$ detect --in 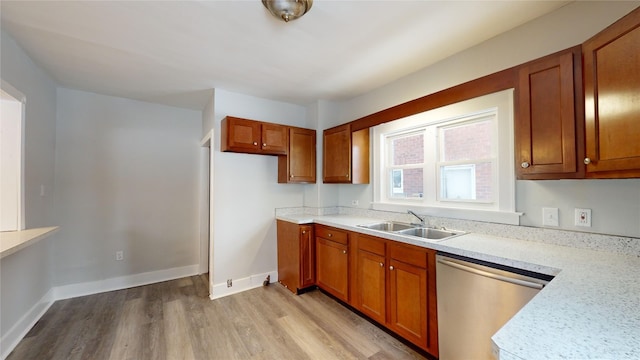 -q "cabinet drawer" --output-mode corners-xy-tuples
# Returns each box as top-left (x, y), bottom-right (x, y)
(315, 225), (348, 245)
(357, 234), (385, 256)
(388, 242), (427, 268)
